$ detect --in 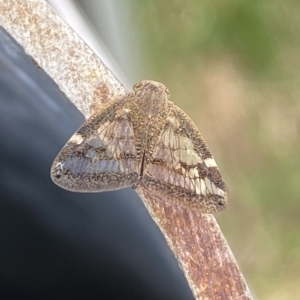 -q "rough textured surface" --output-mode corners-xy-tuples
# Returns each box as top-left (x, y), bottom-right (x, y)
(0, 1), (252, 299)
(137, 187), (252, 300)
(0, 0), (126, 118)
